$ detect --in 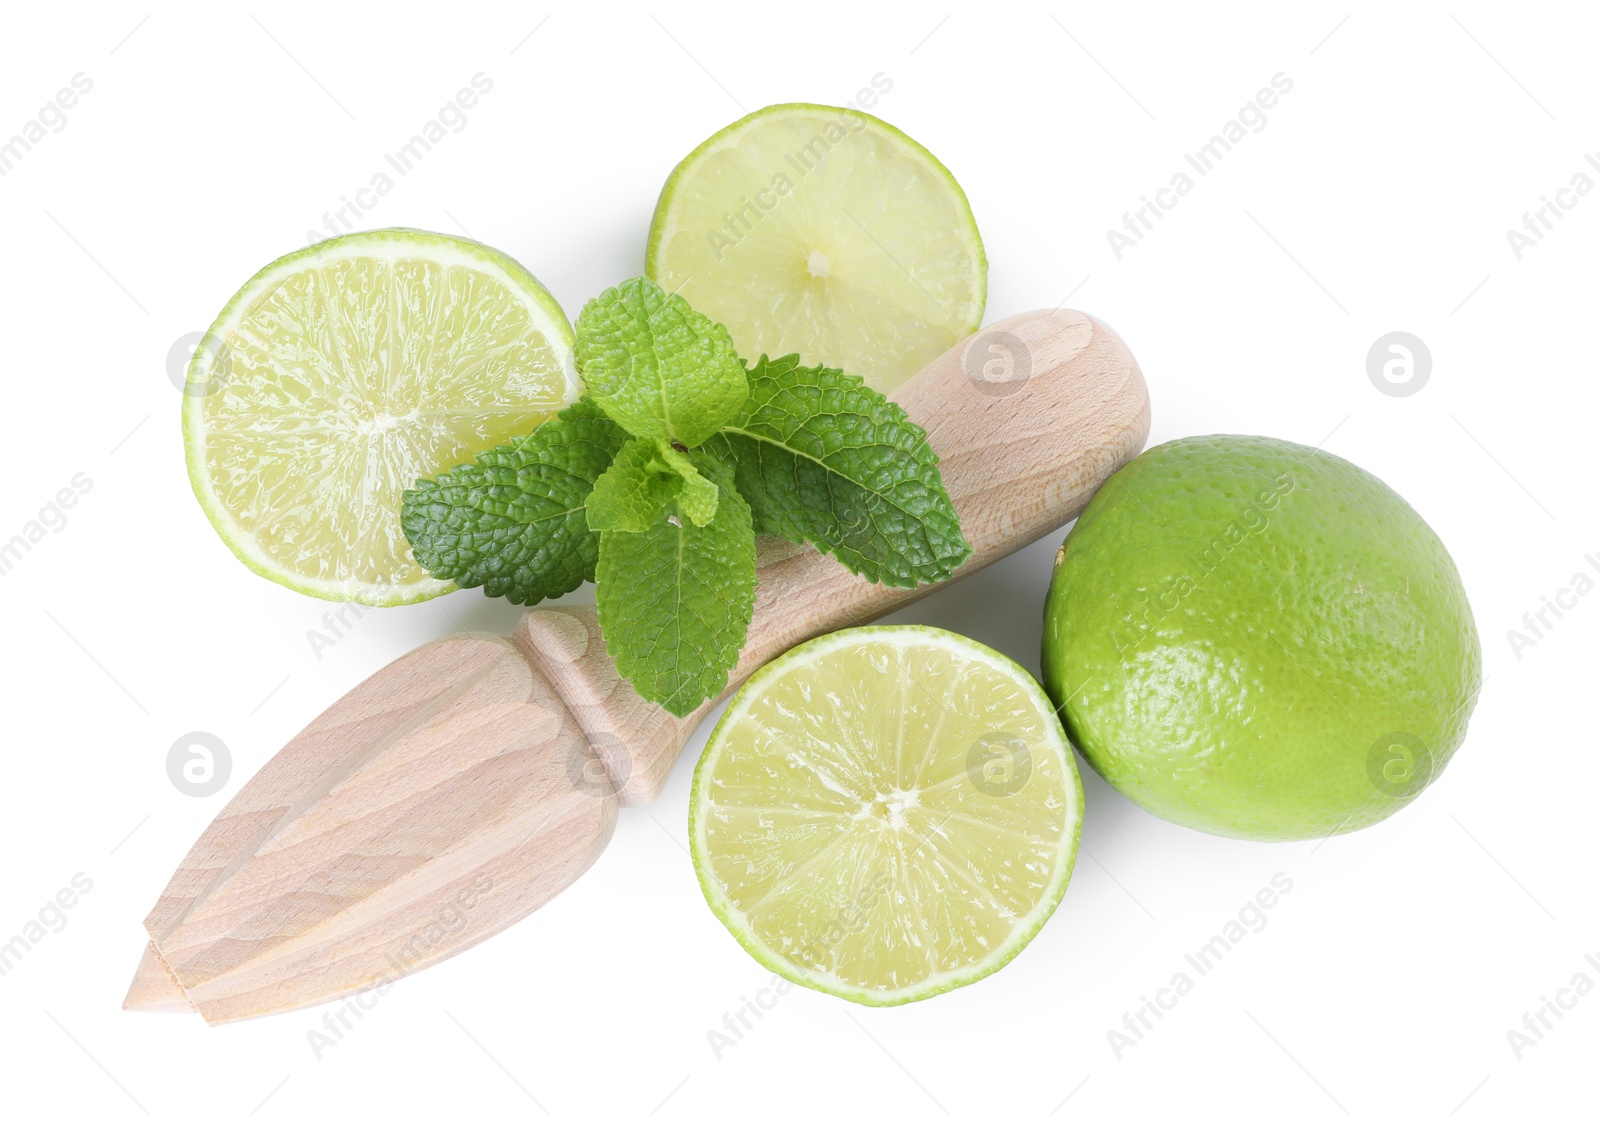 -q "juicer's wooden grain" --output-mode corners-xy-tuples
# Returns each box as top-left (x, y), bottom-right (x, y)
(126, 309), (1149, 1022)
(125, 637), (616, 1022)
